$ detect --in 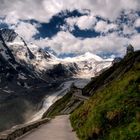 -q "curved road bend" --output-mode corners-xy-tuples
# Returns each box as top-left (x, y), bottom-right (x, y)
(19, 115), (78, 140)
